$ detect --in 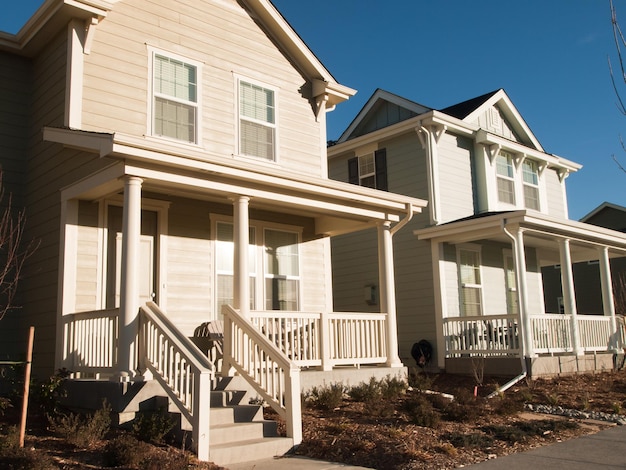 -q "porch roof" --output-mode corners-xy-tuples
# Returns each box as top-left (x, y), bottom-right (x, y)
(45, 127), (427, 237)
(415, 210), (626, 265)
